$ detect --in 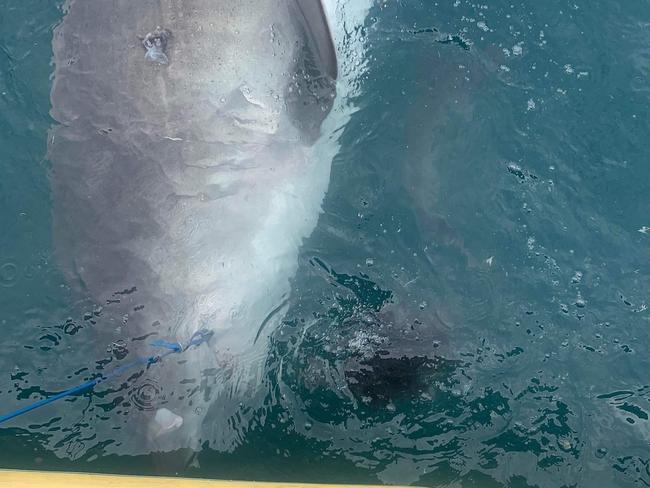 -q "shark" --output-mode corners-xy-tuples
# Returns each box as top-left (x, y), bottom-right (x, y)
(48, 0), (337, 454)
